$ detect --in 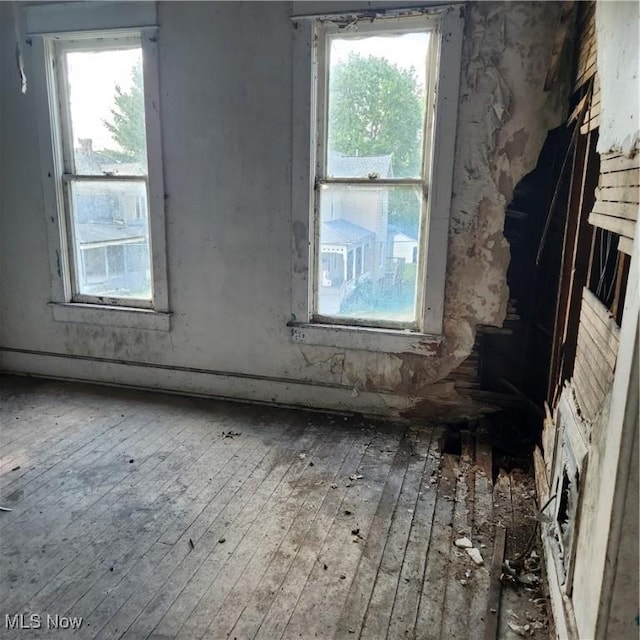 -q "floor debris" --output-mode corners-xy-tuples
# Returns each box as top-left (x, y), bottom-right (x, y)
(348, 474), (363, 481)
(507, 621), (531, 636)
(454, 536), (473, 549)
(466, 547), (484, 566)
